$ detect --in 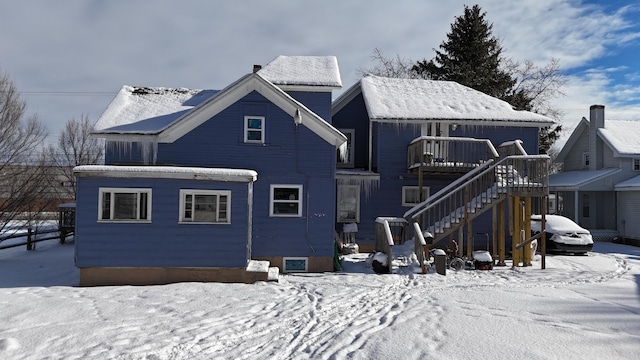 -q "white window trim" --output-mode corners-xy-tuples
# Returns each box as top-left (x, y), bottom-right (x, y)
(179, 189), (231, 224)
(244, 115), (265, 144)
(633, 159), (640, 171)
(98, 187), (152, 223)
(402, 186), (430, 207)
(582, 152), (590, 168)
(337, 184), (360, 223)
(283, 257), (308, 272)
(270, 184), (303, 217)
